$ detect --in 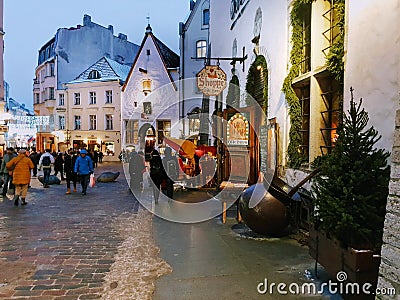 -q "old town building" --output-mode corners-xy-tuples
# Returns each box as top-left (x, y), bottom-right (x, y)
(62, 57), (130, 161)
(122, 24), (180, 158)
(33, 14), (139, 152)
